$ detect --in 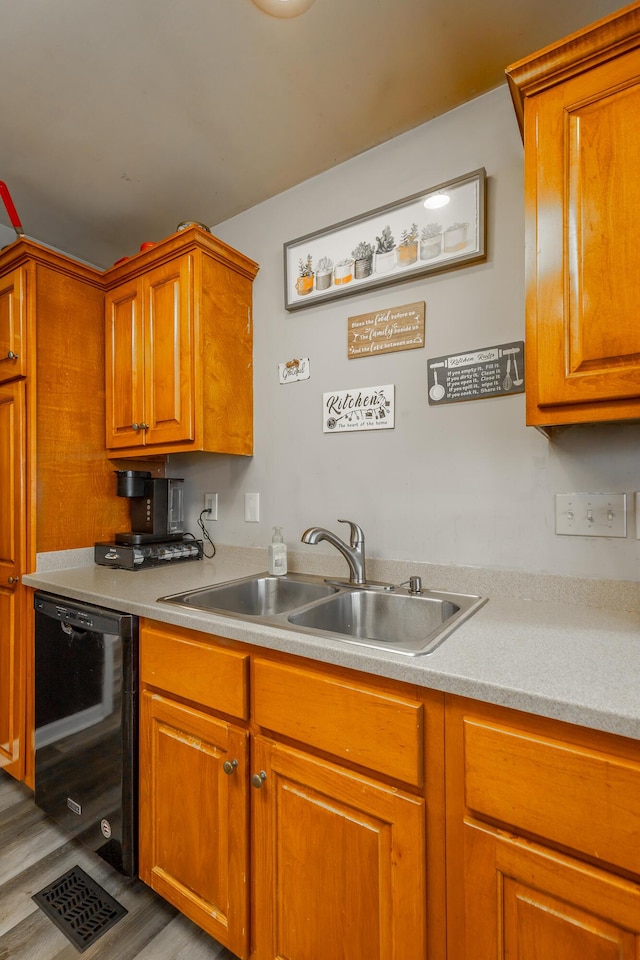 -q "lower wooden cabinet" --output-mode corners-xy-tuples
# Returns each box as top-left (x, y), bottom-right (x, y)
(251, 736), (426, 960)
(462, 822), (640, 960)
(138, 619), (436, 960)
(138, 689), (249, 955)
(0, 582), (22, 774)
(445, 696), (640, 960)
(139, 621), (640, 960)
